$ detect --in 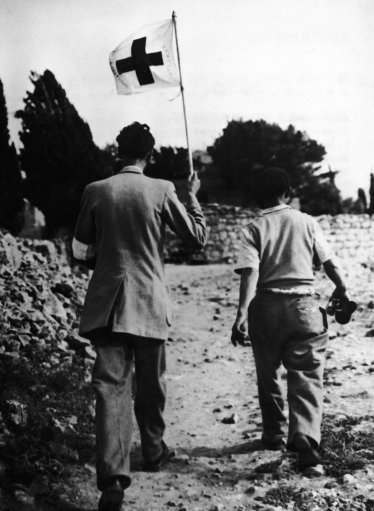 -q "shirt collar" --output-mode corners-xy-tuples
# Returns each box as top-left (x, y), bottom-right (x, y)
(260, 204), (290, 215)
(118, 165), (143, 174)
